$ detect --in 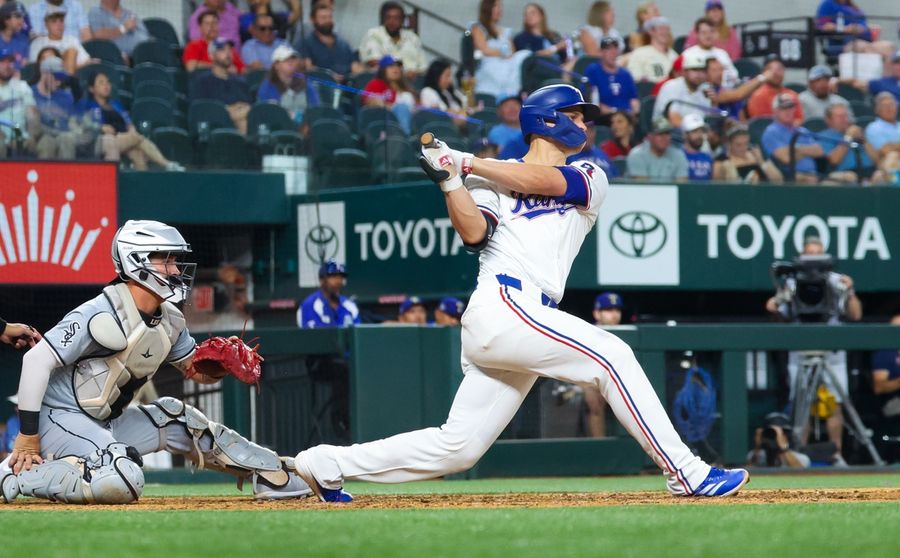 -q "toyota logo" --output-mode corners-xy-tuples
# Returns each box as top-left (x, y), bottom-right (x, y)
(305, 224), (339, 263)
(609, 211), (667, 258)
